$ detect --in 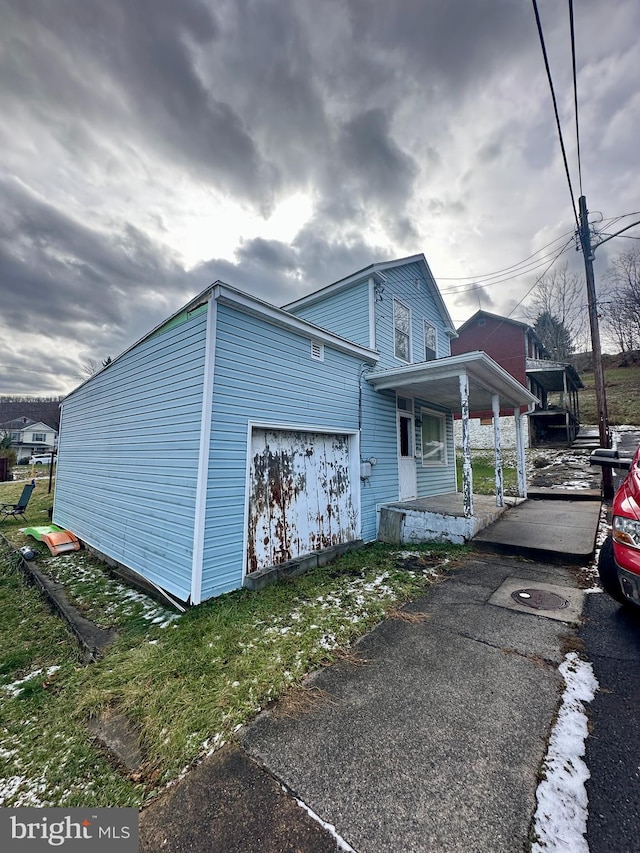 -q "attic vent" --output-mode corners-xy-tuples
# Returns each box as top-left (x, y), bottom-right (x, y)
(311, 341), (324, 361)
